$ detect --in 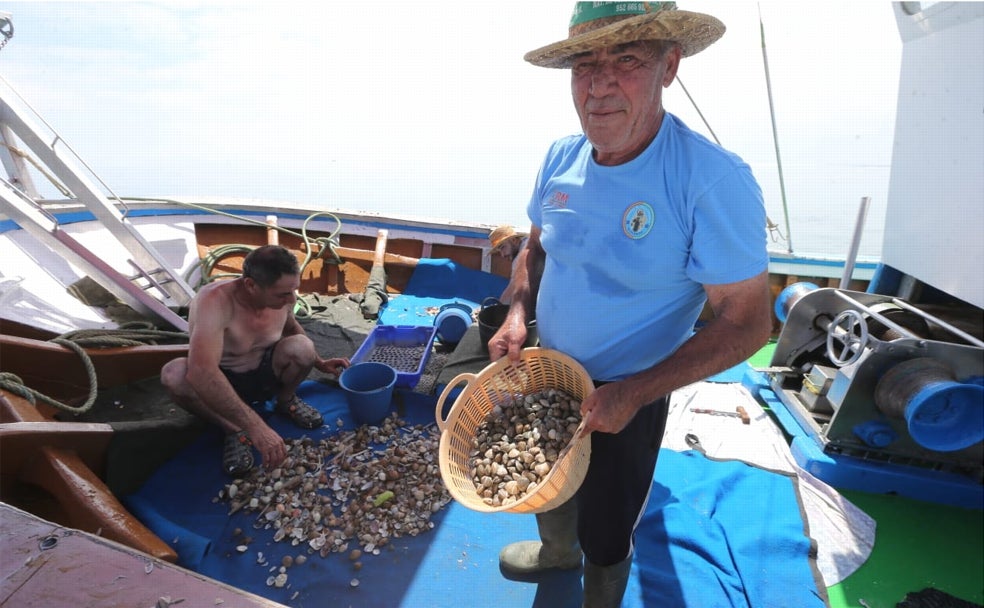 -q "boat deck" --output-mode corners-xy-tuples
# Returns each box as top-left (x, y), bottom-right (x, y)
(1, 334), (981, 607)
(1, 259), (981, 607)
(0, 502), (285, 607)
